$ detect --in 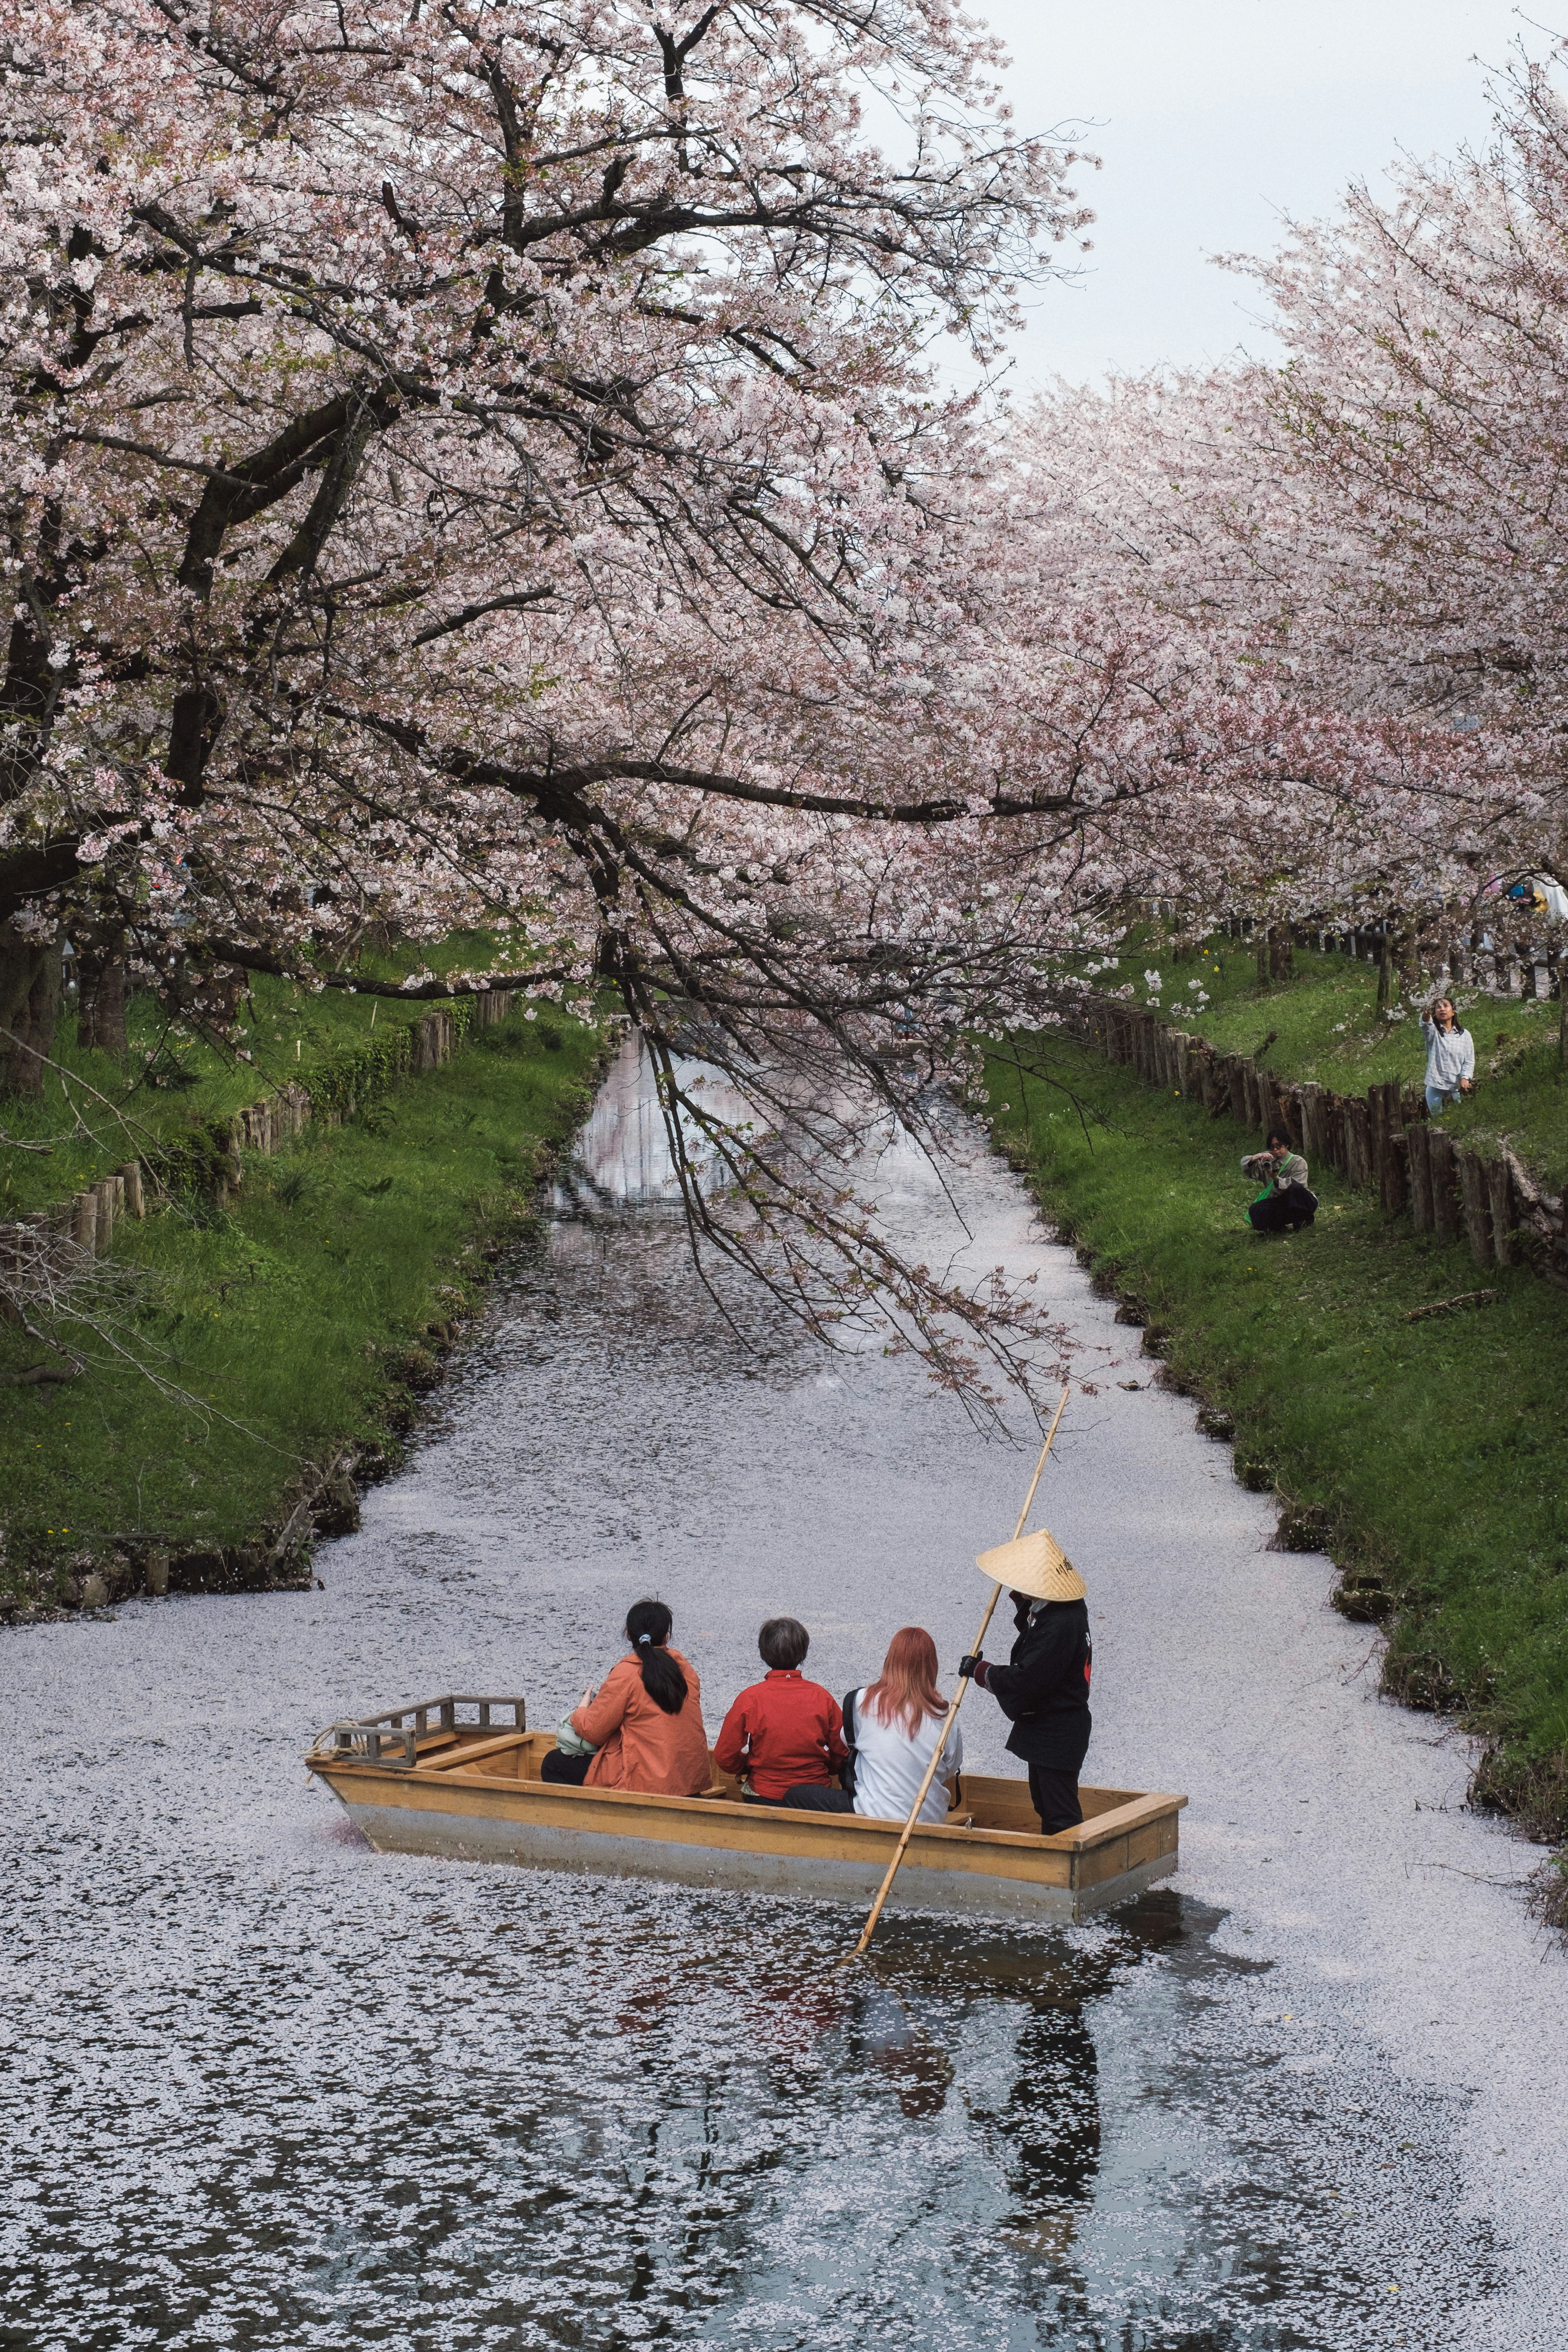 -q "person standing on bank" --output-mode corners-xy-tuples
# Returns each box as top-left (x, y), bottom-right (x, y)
(1422, 996), (1474, 1118)
(959, 1530), (1091, 1835)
